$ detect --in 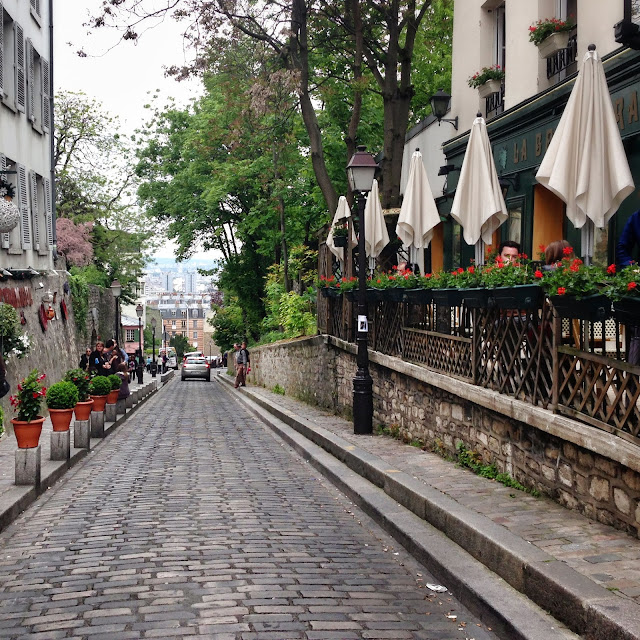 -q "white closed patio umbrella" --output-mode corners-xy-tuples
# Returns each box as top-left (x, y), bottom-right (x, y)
(326, 196), (356, 263)
(536, 45), (634, 264)
(450, 114), (508, 266)
(364, 179), (389, 271)
(396, 149), (440, 274)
